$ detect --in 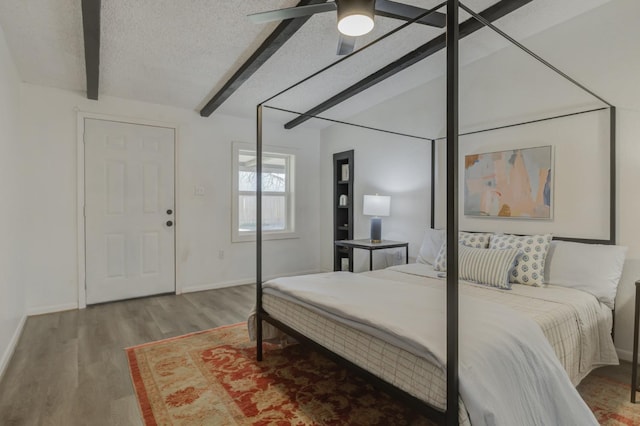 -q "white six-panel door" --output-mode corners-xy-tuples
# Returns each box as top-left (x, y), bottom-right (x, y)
(84, 119), (175, 304)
